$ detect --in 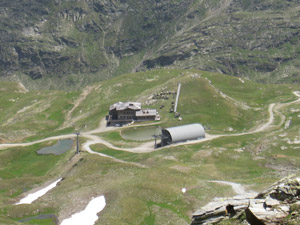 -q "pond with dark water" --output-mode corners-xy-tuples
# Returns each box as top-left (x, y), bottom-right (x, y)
(37, 139), (73, 155)
(121, 126), (161, 141)
(19, 214), (58, 223)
